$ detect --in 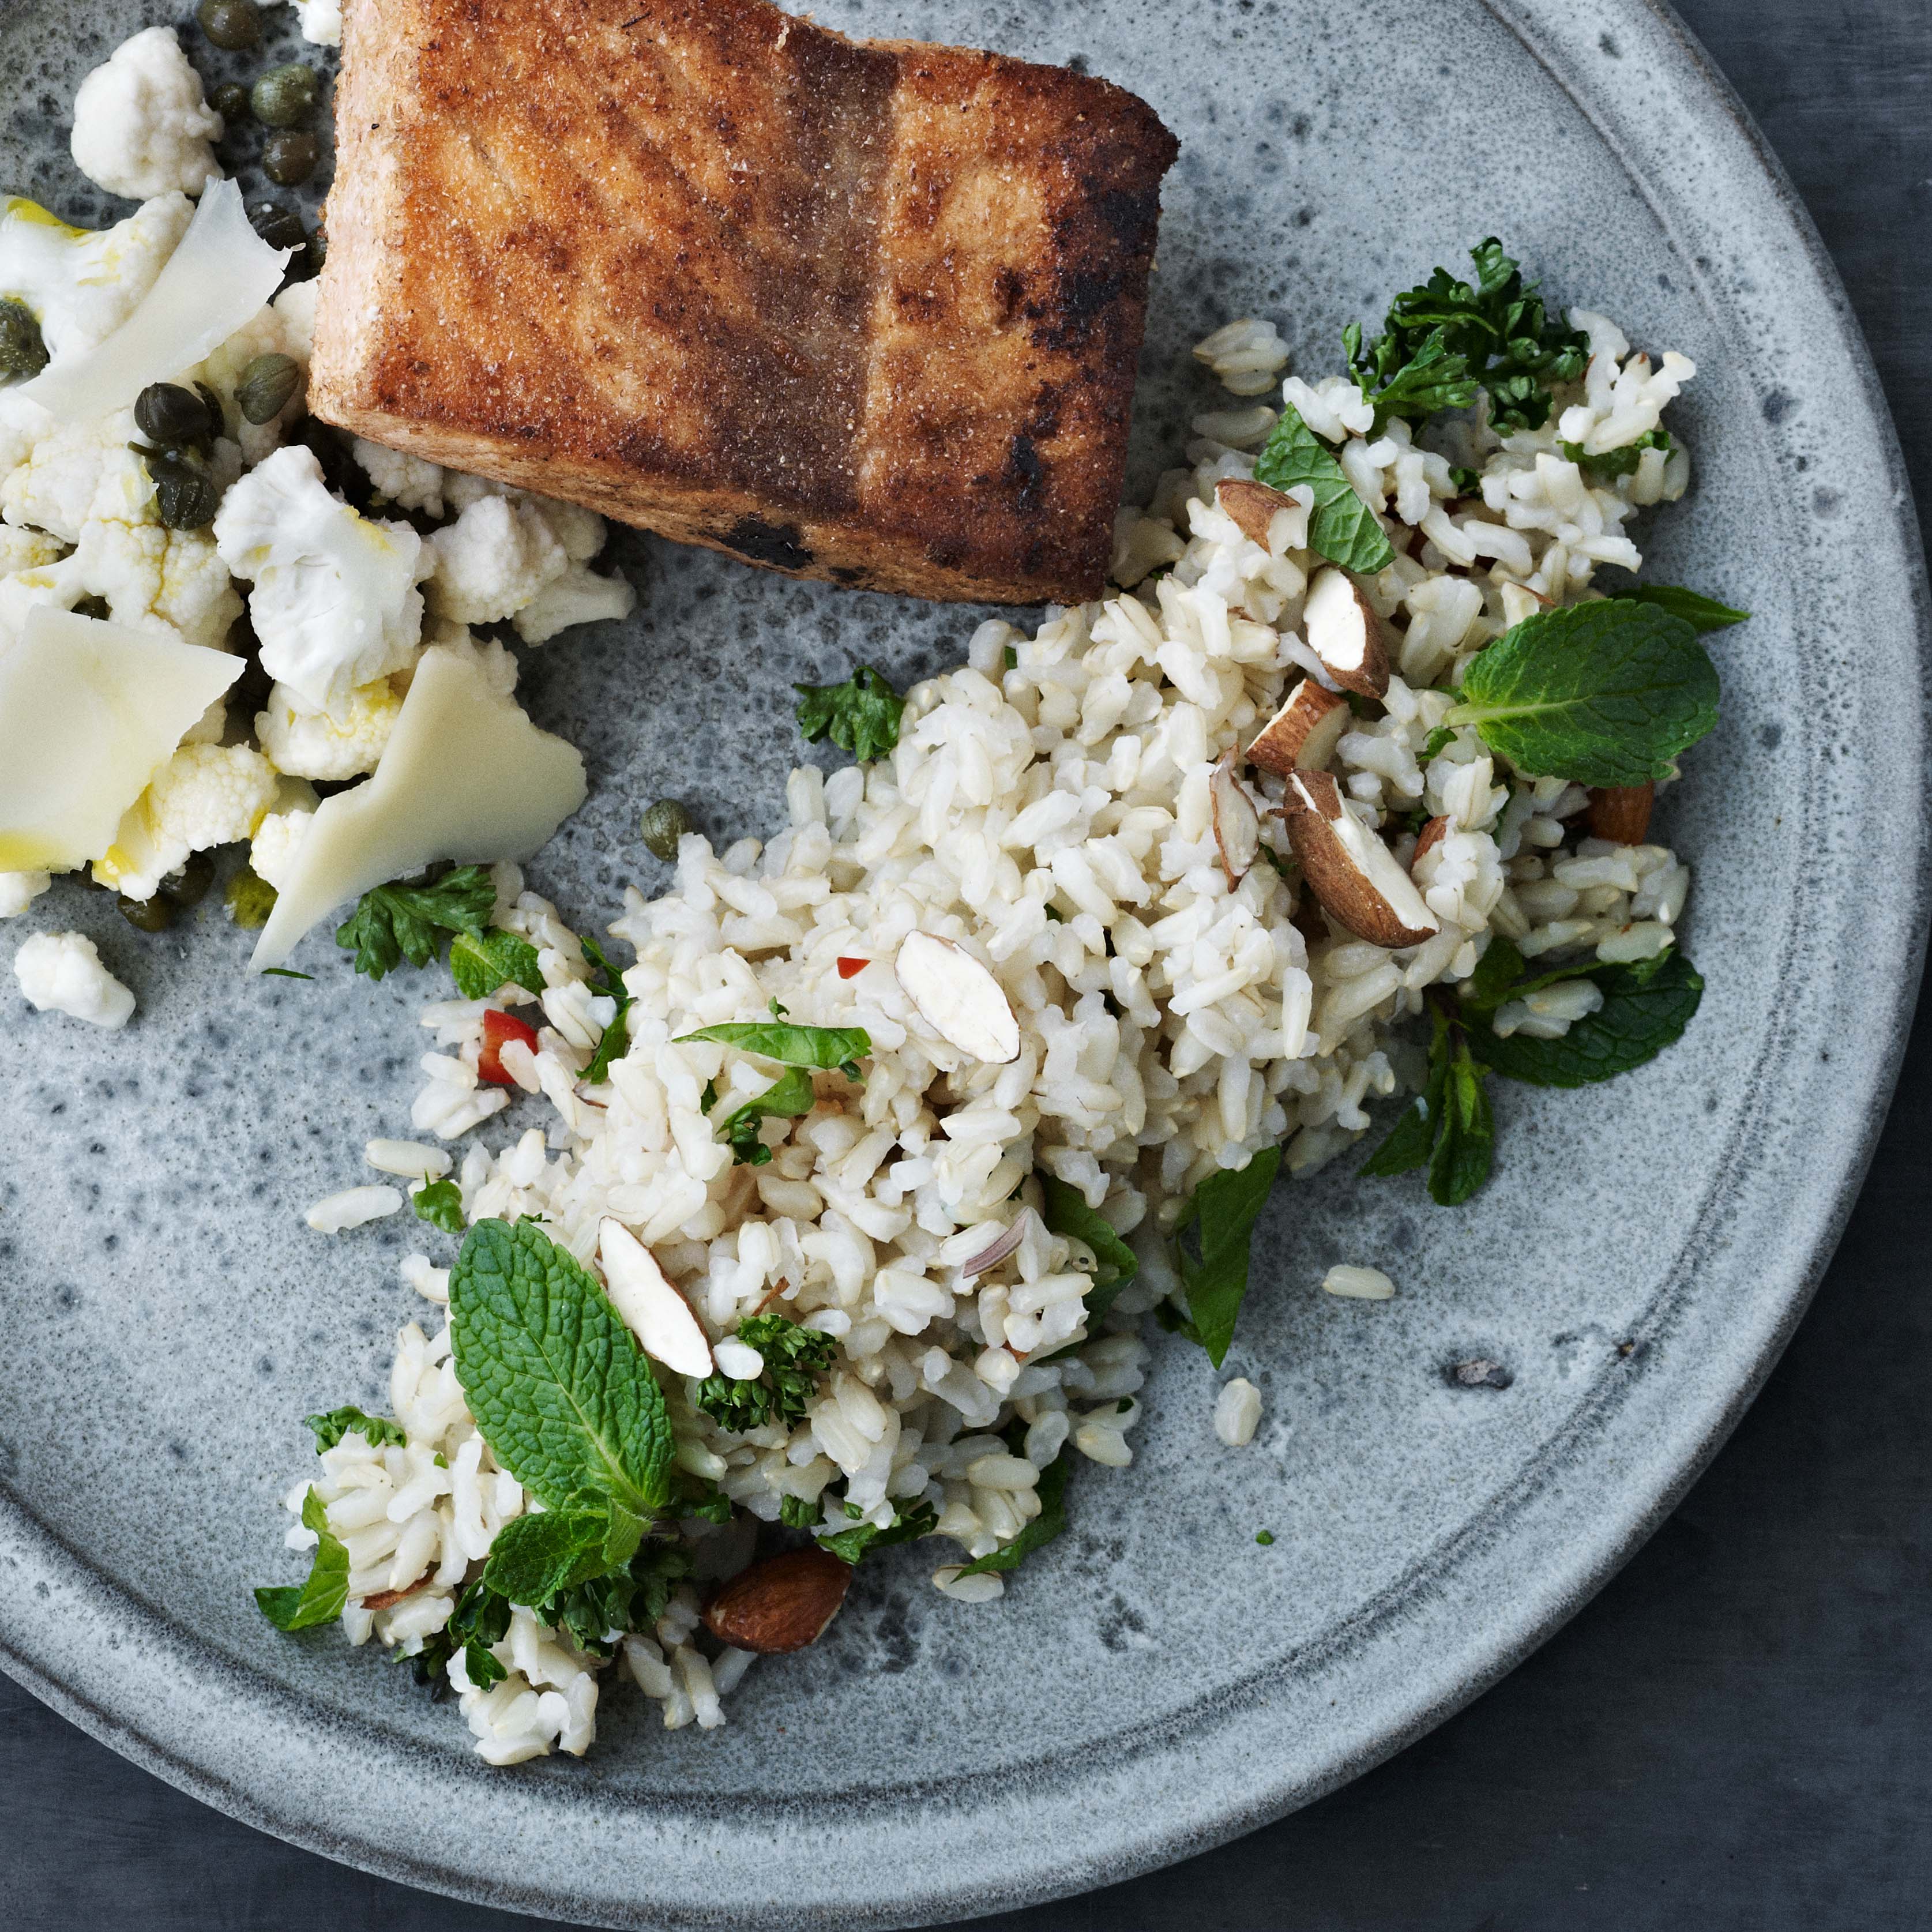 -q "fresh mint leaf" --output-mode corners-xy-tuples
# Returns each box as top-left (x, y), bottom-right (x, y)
(817, 1499), (937, 1565)
(449, 1217), (675, 1520)
(1359, 1032), (1446, 1179)
(261, 968), (313, 980)
(1428, 1035), (1494, 1205)
(794, 664), (905, 763)
(1461, 934), (1528, 1011)
(449, 927), (544, 1000)
(579, 935), (635, 1084)
(713, 1066), (817, 1167)
(334, 866), (495, 980)
(780, 1493), (820, 1529)
(412, 1178), (465, 1235)
(1174, 1145), (1284, 1367)
(482, 1504), (635, 1607)
(254, 1489), (349, 1632)
(1420, 725), (1456, 761)
(1473, 950), (1704, 1087)
(1447, 465), (1482, 495)
(1626, 584), (1751, 633)
(303, 1405), (407, 1452)
(1444, 599), (1719, 787)
(676, 1005), (871, 1080)
(1038, 1174), (1138, 1329)
(953, 1454), (1069, 1578)
(1253, 404), (1396, 574)
(693, 1314), (837, 1431)
(1561, 429), (1668, 482)
(1347, 238), (1587, 434)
